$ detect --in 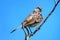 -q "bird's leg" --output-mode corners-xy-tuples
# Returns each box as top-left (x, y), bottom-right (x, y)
(25, 27), (29, 35)
(28, 27), (32, 33)
(22, 27), (27, 36)
(22, 27), (30, 40)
